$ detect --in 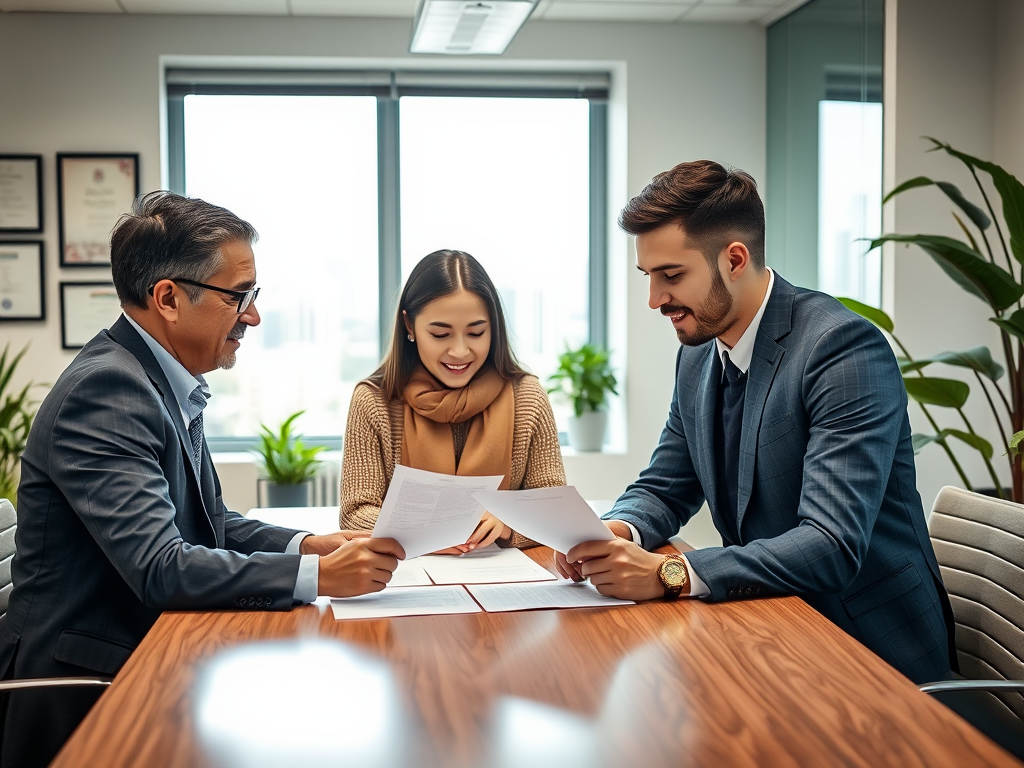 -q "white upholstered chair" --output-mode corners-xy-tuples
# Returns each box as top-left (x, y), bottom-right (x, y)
(923, 486), (1024, 756)
(0, 498), (110, 693)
